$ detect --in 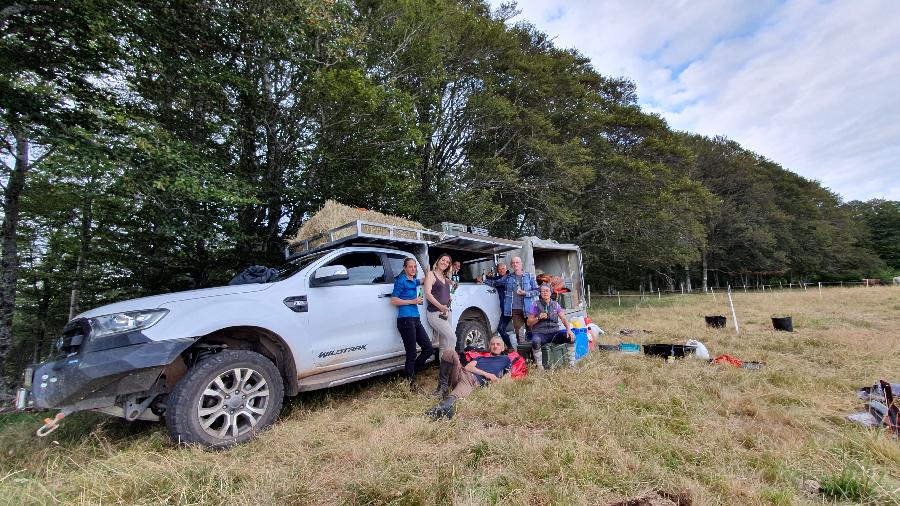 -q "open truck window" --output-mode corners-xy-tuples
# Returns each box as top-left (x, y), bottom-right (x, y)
(314, 252), (387, 286)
